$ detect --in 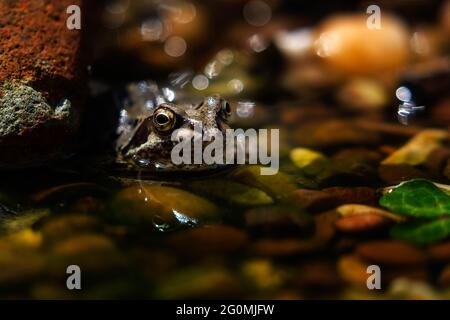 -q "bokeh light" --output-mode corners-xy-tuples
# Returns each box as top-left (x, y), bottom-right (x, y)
(164, 36), (187, 57)
(243, 0), (272, 27)
(192, 74), (209, 90)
